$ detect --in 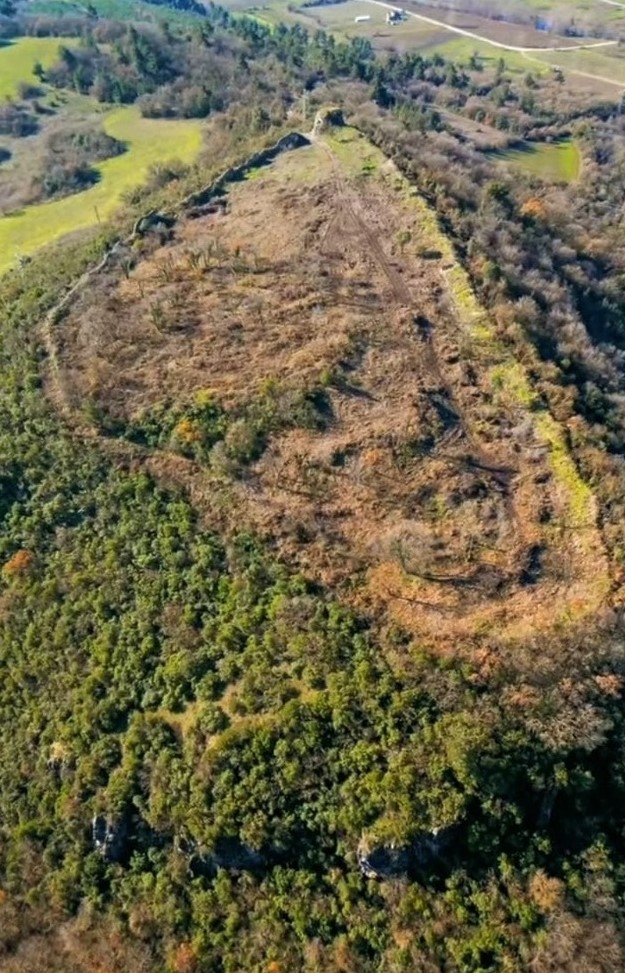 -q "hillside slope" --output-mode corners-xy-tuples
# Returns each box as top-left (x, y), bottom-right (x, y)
(2, 22), (625, 963)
